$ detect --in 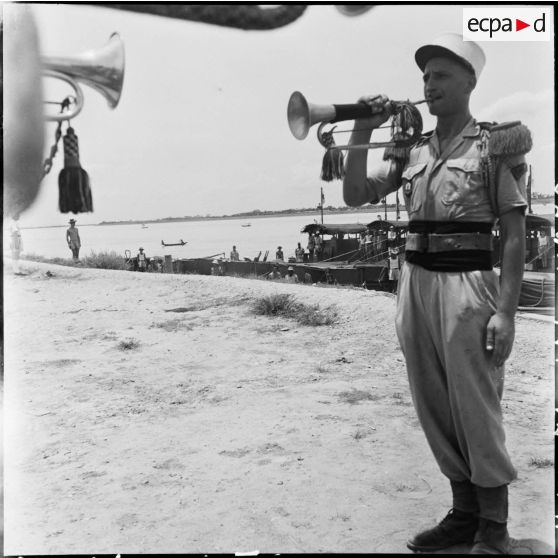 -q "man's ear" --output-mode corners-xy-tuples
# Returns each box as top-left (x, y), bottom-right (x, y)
(465, 74), (477, 94)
